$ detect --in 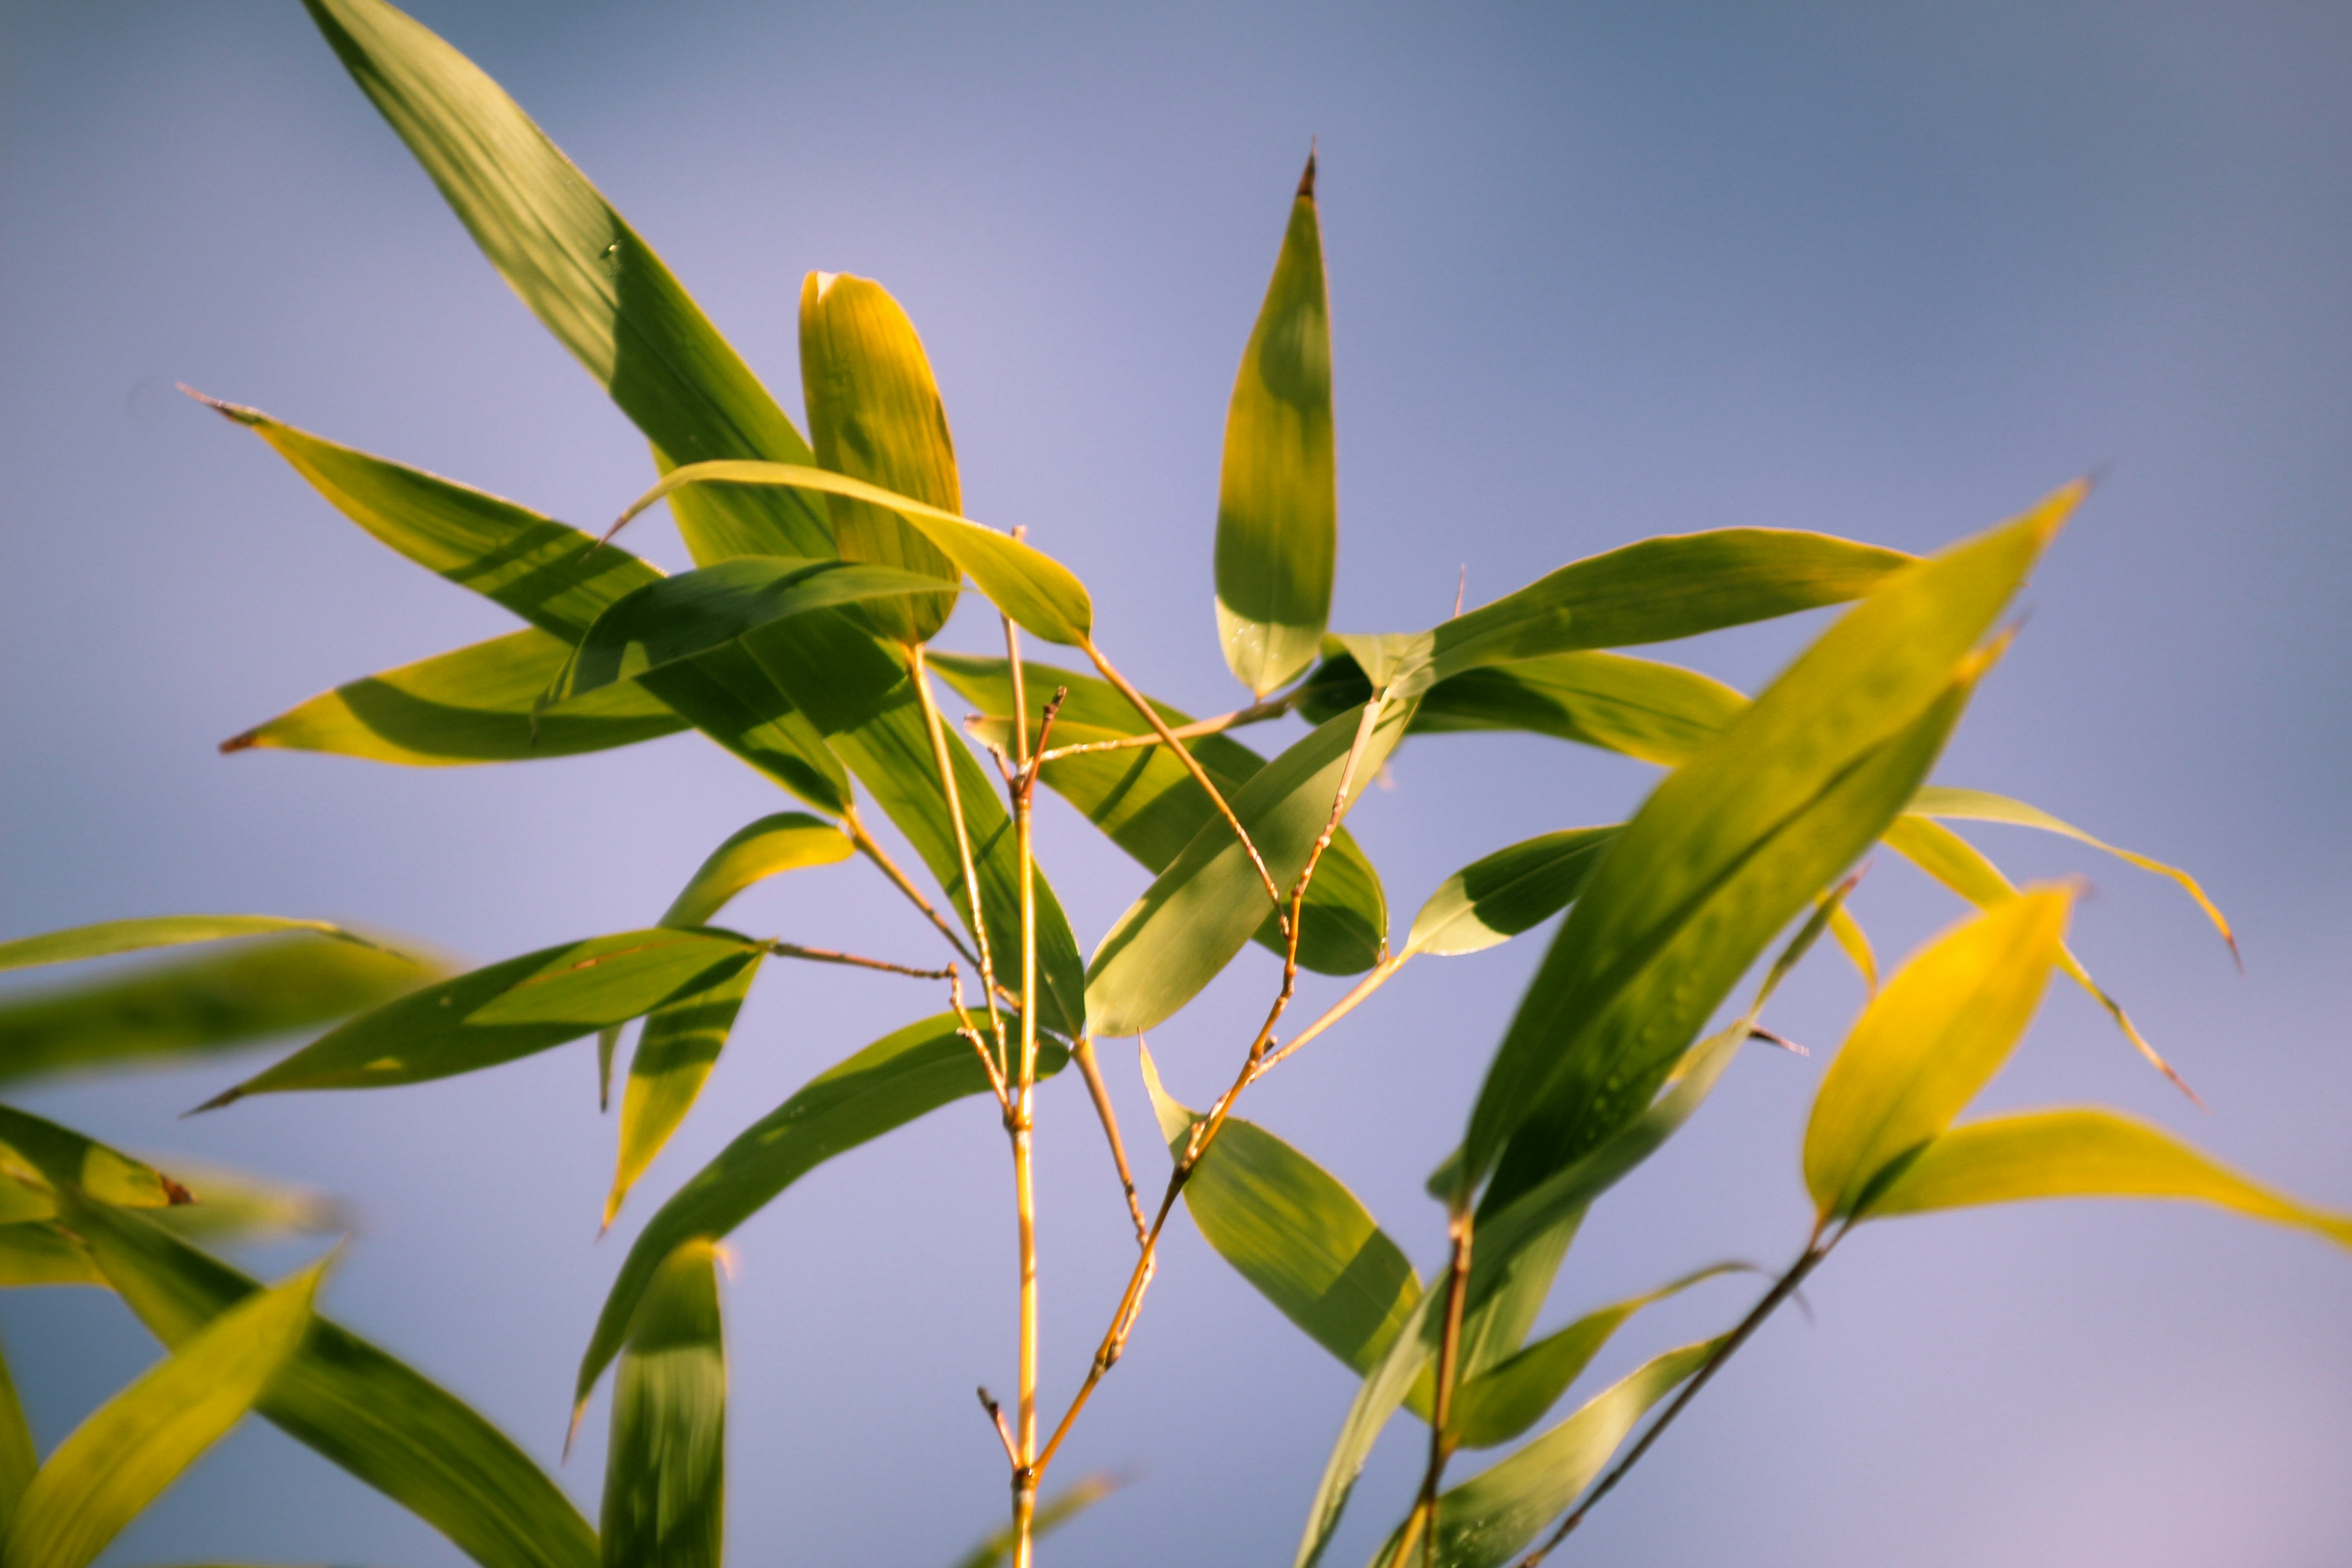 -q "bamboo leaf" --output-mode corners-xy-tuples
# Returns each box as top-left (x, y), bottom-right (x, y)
(799, 272), (964, 644)
(600, 1241), (724, 1568)
(197, 930), (764, 1108)
(0, 938), (441, 1089)
(1404, 829), (1617, 958)
(660, 814), (854, 929)
(0, 1337), (31, 1540)
(1087, 698), (1415, 1037)
(1863, 1107), (2352, 1247)
(0, 1254), (323, 1568)
(616, 464), (1092, 646)
(0, 1104), (193, 1216)
(605, 957), (763, 1230)
(1215, 154), (1336, 697)
(0, 1227), (105, 1290)
(1463, 488), (2074, 1213)
(299, 0), (831, 559)
(0, 918), (392, 975)
(576, 1014), (1067, 1415)
(1141, 1045), (1420, 1377)
(137, 1161), (344, 1248)
(1294, 1285), (1442, 1568)
(946, 1474), (1121, 1568)
(1364, 1339), (1722, 1568)
(1803, 891), (2073, 1223)
(929, 654), (1387, 976)
(69, 1199), (595, 1568)
(231, 629), (686, 766)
